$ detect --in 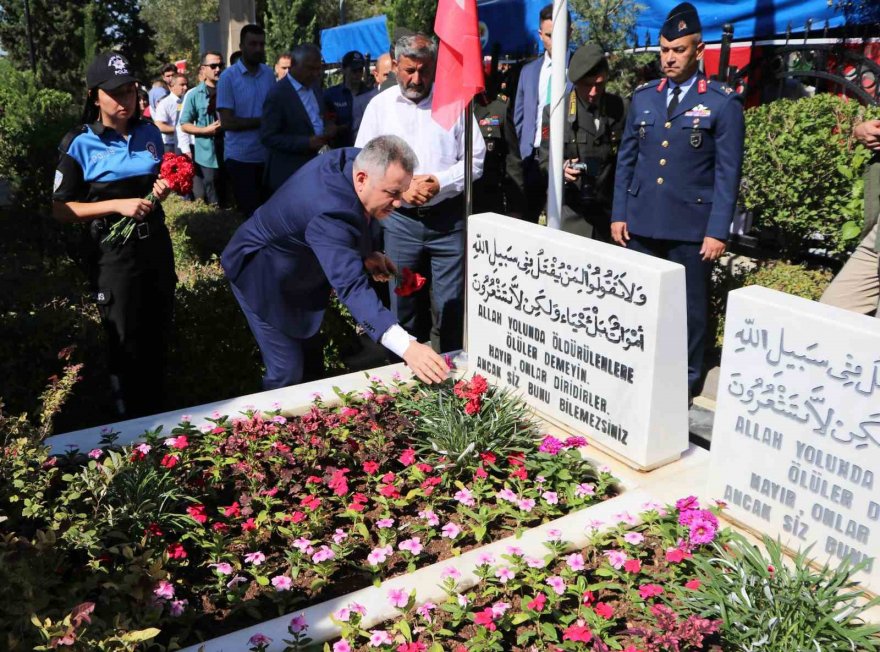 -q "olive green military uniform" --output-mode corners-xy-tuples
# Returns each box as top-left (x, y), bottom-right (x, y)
(539, 90), (627, 240)
(474, 95), (512, 214)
